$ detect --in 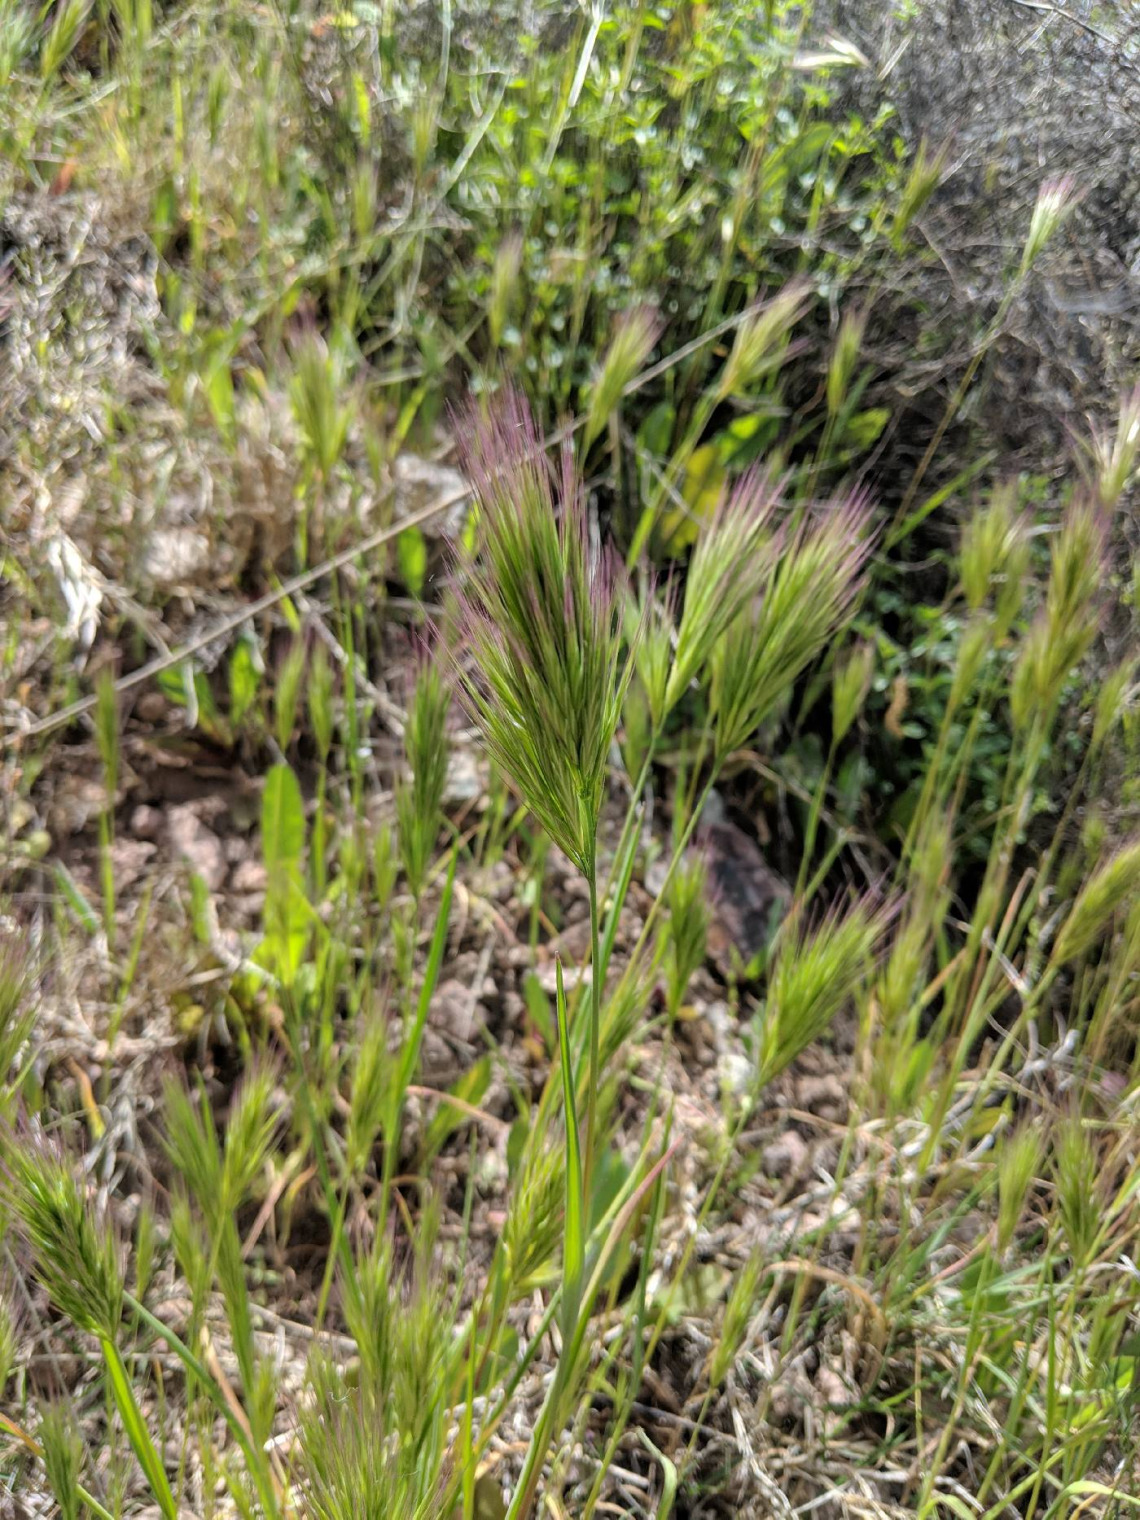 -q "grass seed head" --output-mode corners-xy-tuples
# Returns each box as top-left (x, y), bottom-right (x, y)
(664, 467), (783, 720)
(1046, 494), (1106, 647)
(582, 305), (661, 451)
(877, 915), (929, 1028)
(831, 640), (874, 744)
(710, 1246), (765, 1389)
(709, 490), (872, 759)
(949, 614), (993, 709)
(664, 852), (713, 1015)
(717, 282), (811, 399)
(1085, 381), (1140, 509)
(288, 329), (353, 479)
(1091, 654), (1136, 754)
(502, 1141), (564, 1294)
(340, 1236), (395, 1399)
(220, 1060), (280, 1208)
(1010, 615), (1052, 732)
(297, 1360), (442, 1520)
(891, 136), (949, 248)
(0, 939), (34, 1113)
(959, 482), (1028, 615)
(826, 304), (868, 418)
(453, 388), (636, 874)
(1052, 838), (1140, 967)
(997, 1125), (1043, 1255)
(756, 896), (889, 1088)
(38, 1402), (84, 1520)
(1012, 496), (1106, 728)
(0, 1292), (16, 1394)
(346, 1008), (390, 1178)
(162, 1077), (223, 1210)
(1019, 173), (1081, 277)
(629, 577), (675, 735)
(1053, 1116), (1101, 1269)
(3, 1131), (123, 1338)
(911, 808), (953, 921)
